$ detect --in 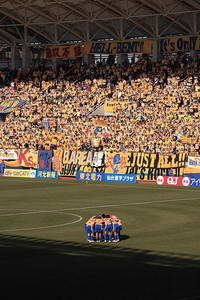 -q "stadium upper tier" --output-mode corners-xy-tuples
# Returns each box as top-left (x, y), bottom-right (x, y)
(0, 54), (200, 155)
(0, 0), (199, 45)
